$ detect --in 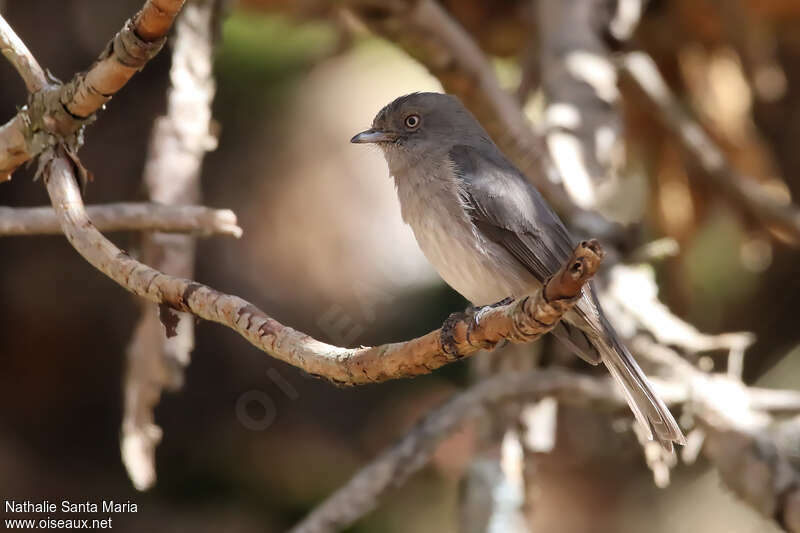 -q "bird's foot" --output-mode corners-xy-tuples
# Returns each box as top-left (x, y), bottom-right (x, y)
(441, 310), (469, 358)
(442, 298), (515, 357)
